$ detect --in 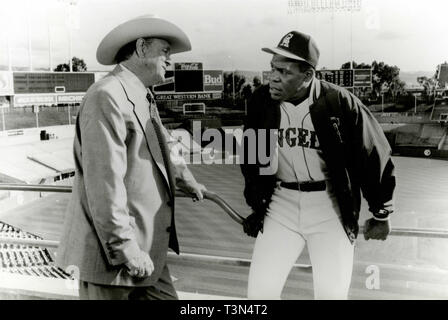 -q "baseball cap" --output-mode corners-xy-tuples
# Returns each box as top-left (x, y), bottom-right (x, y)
(262, 31), (320, 69)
